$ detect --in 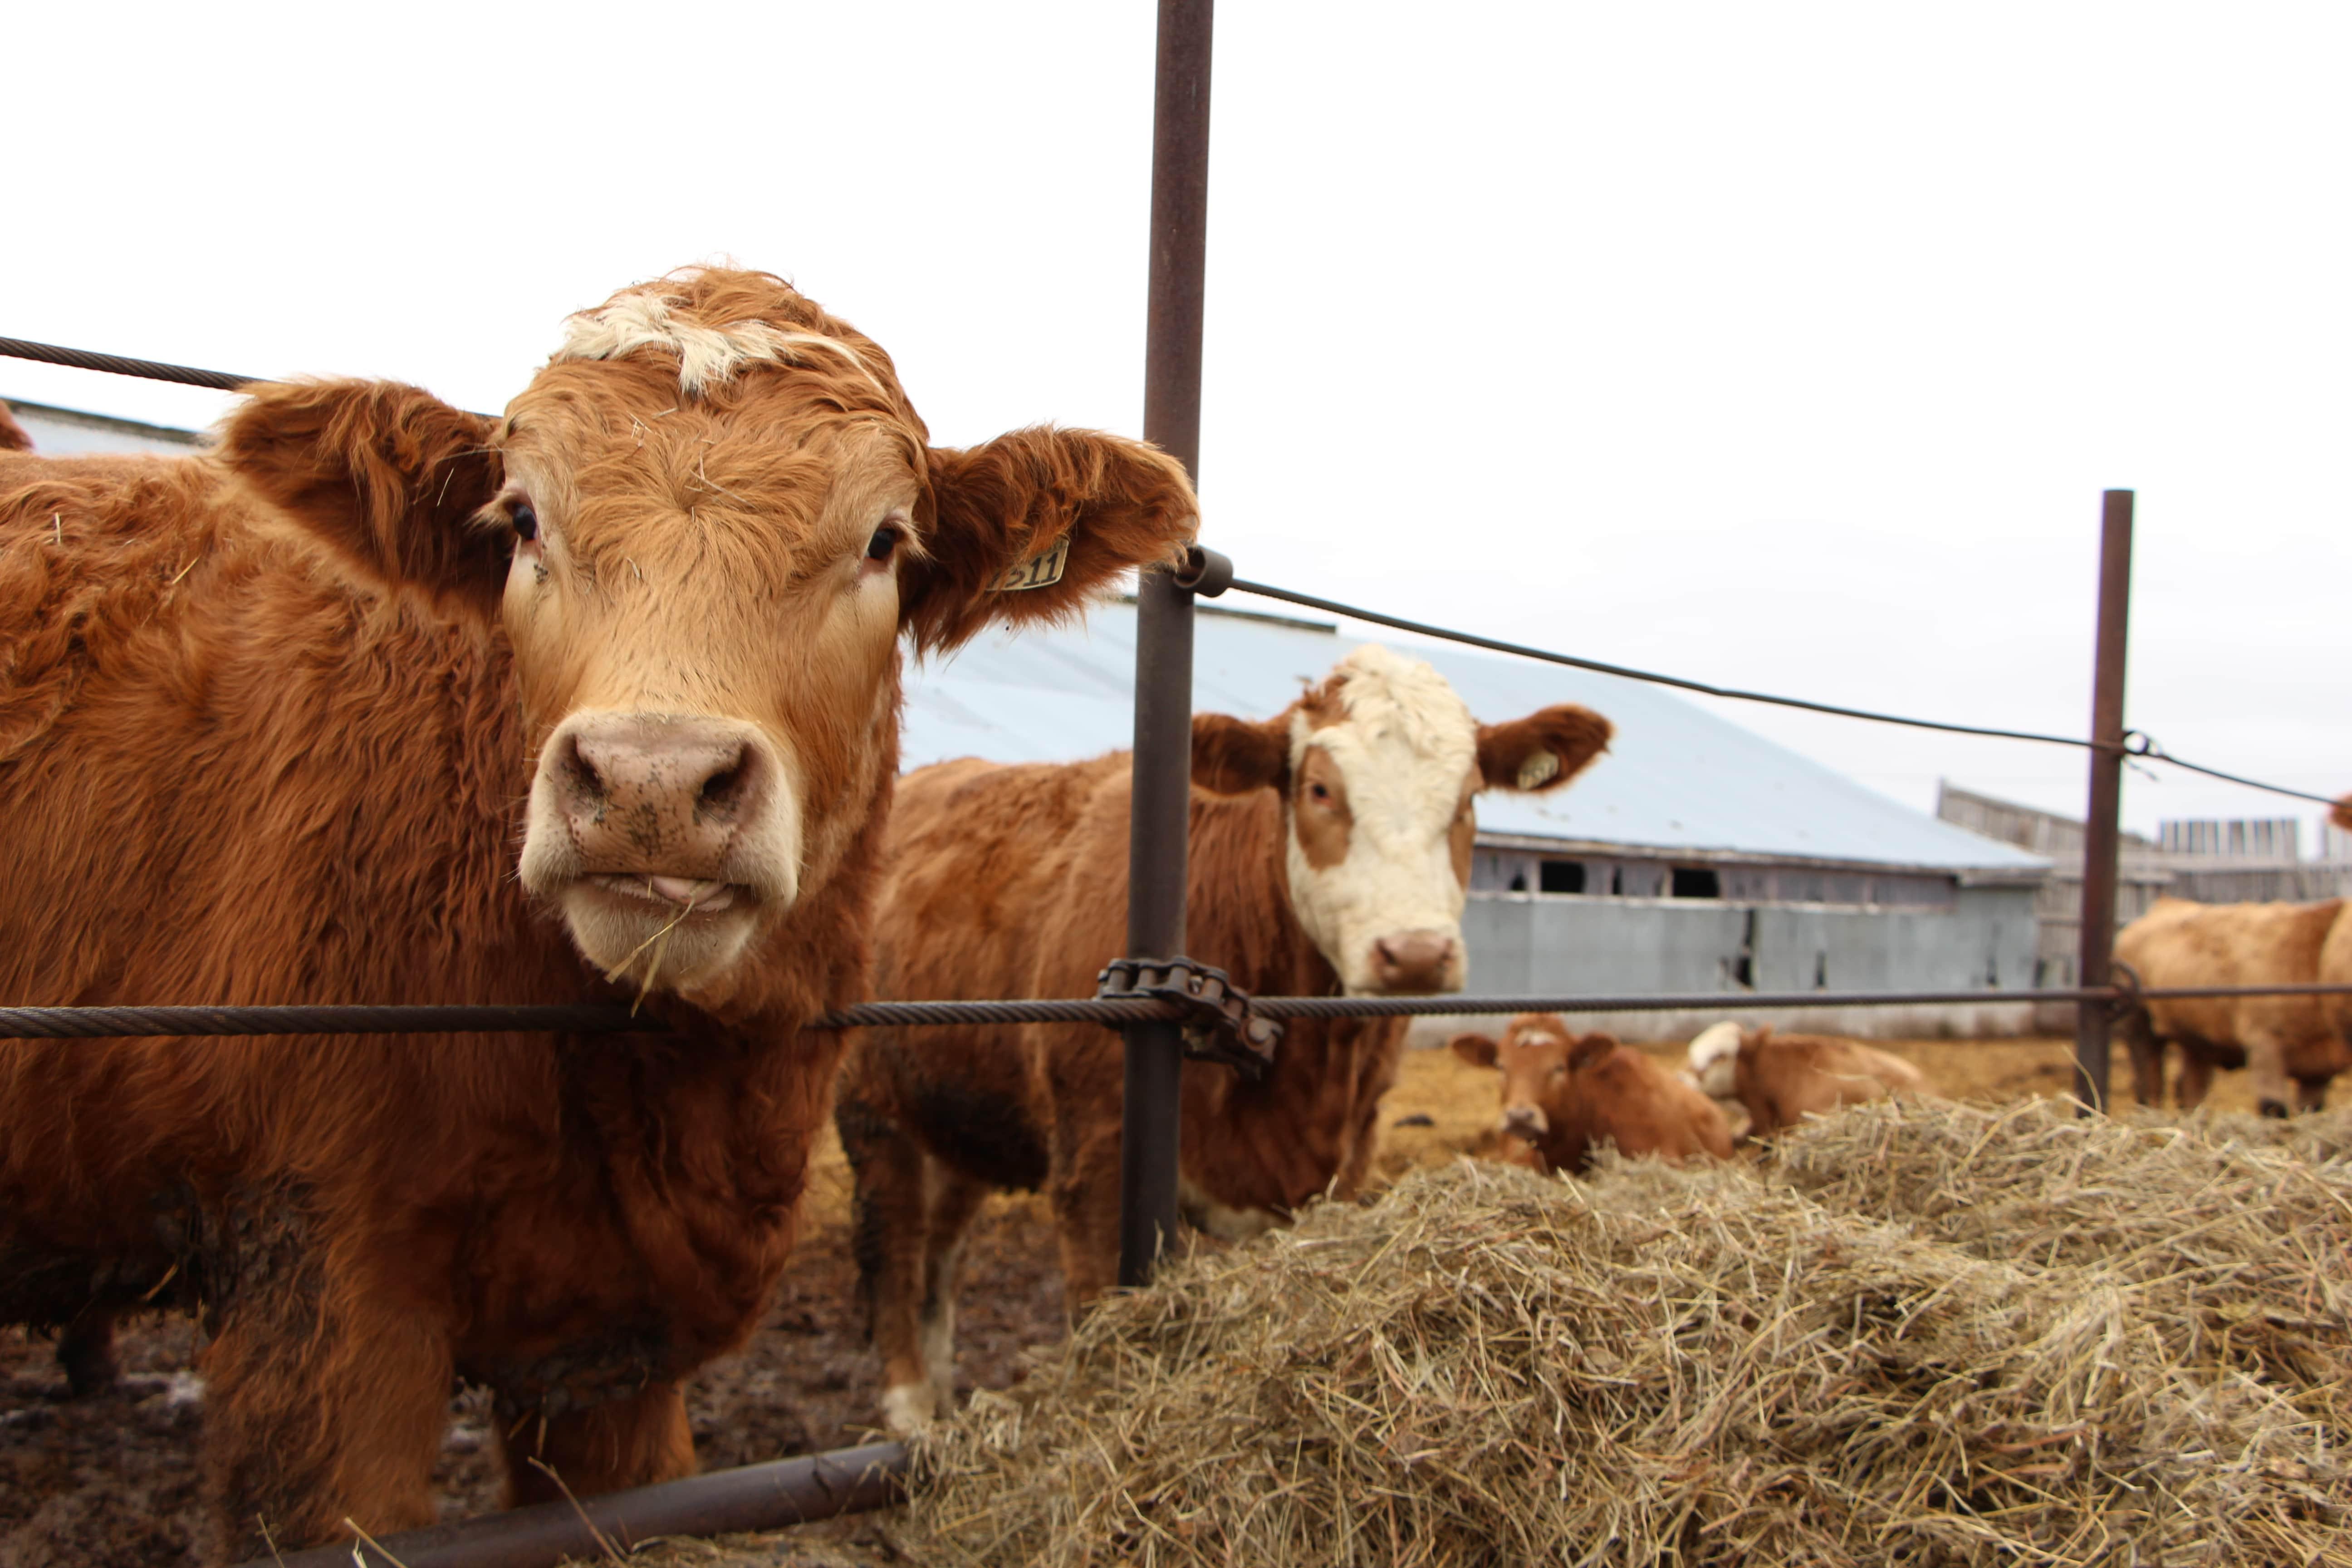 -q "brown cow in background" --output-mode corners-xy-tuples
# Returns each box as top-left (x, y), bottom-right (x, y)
(838, 645), (1611, 1432)
(0, 268), (1198, 1558)
(2114, 895), (2352, 1114)
(1449, 1014), (1733, 1174)
(1683, 1023), (1927, 1139)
